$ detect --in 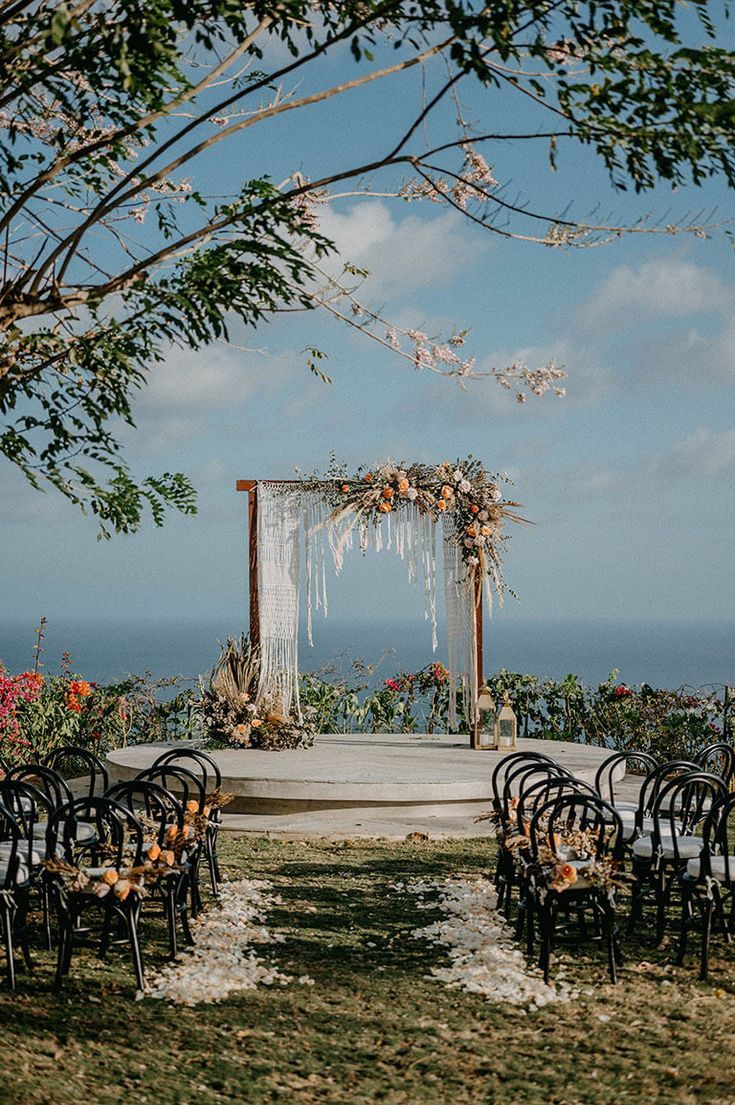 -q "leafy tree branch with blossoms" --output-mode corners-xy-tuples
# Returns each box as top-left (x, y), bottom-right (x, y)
(1, 1), (734, 532)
